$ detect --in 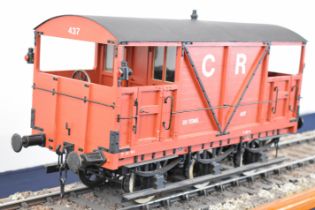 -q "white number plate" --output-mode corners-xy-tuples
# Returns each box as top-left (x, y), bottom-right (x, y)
(68, 27), (80, 35)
